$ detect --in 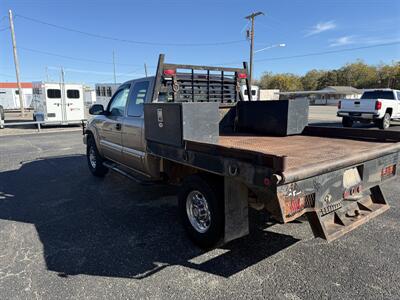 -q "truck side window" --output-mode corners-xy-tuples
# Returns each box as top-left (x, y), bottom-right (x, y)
(397, 92), (400, 100)
(127, 81), (149, 117)
(108, 86), (130, 116)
